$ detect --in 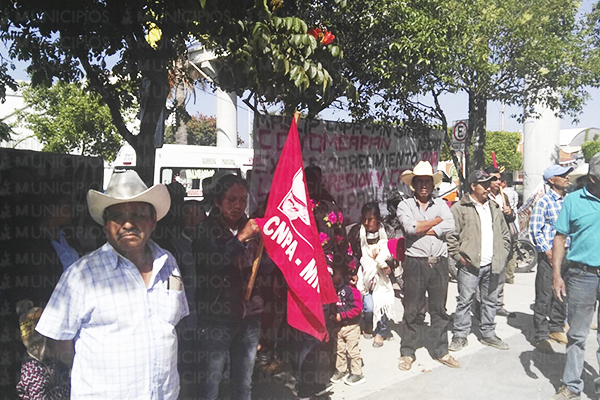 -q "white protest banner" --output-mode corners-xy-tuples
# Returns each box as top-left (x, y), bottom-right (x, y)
(250, 115), (445, 223)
